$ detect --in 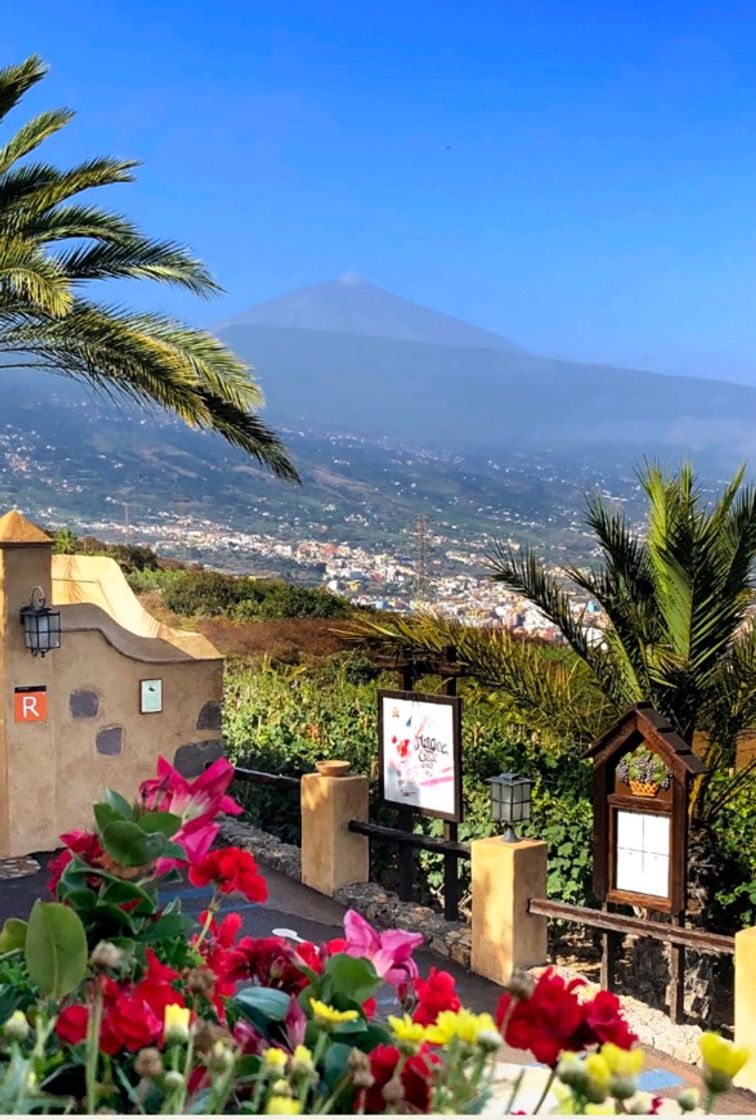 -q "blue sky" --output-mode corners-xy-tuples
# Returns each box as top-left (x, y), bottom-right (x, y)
(5, 1), (756, 382)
